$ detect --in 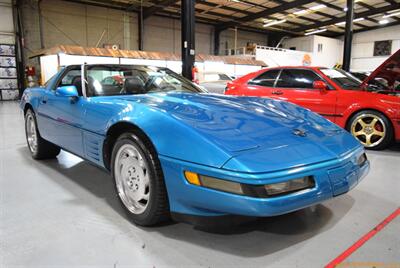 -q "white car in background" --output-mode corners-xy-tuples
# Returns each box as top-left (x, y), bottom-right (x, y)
(198, 72), (233, 94)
